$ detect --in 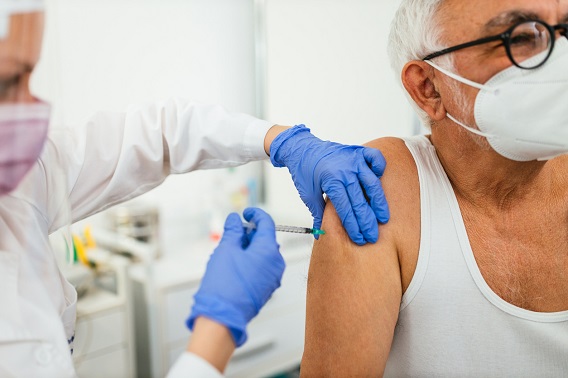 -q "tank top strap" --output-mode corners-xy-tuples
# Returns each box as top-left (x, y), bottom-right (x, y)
(399, 135), (464, 310)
